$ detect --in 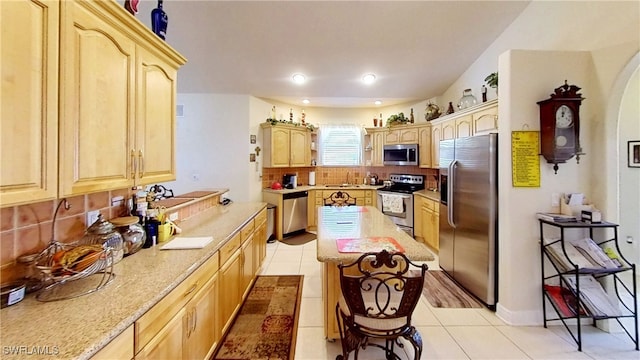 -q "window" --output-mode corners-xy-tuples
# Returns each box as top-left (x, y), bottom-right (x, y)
(318, 124), (363, 166)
